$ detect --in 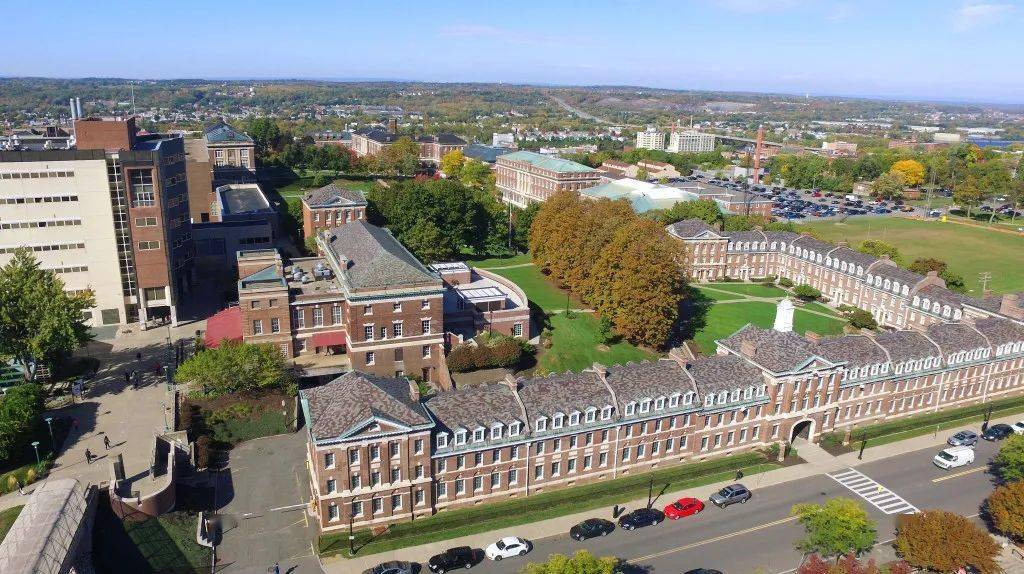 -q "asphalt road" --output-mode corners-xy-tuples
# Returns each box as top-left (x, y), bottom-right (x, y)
(466, 438), (1000, 574)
